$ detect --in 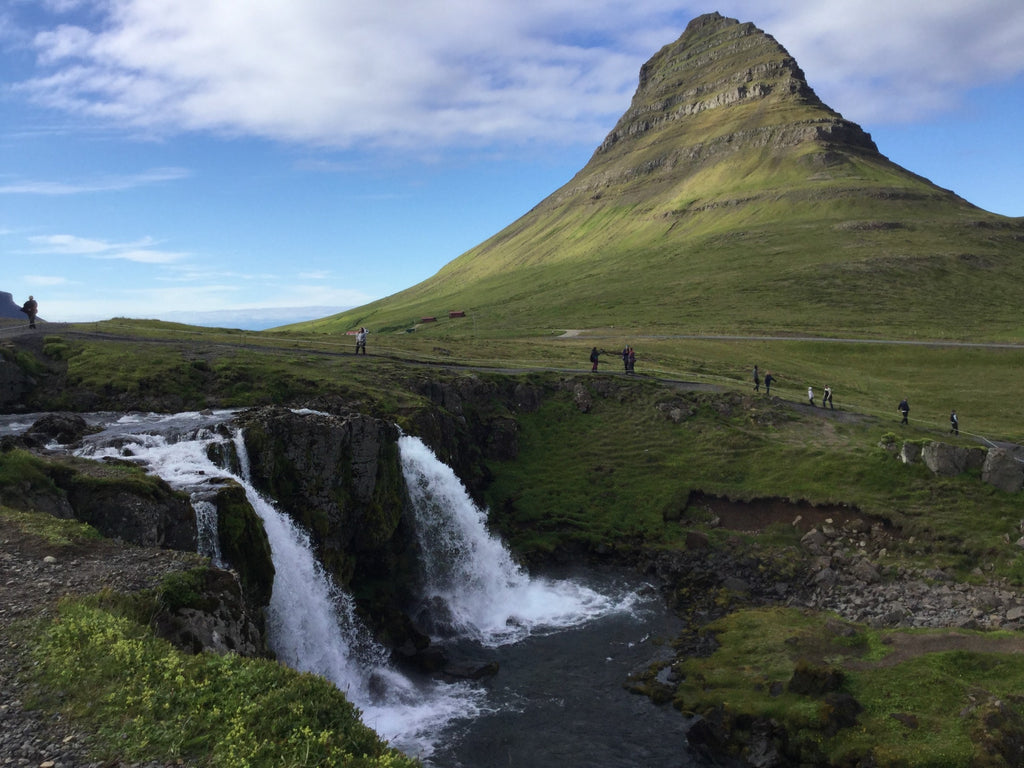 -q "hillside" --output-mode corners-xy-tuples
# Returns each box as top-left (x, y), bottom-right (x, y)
(298, 12), (1024, 341)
